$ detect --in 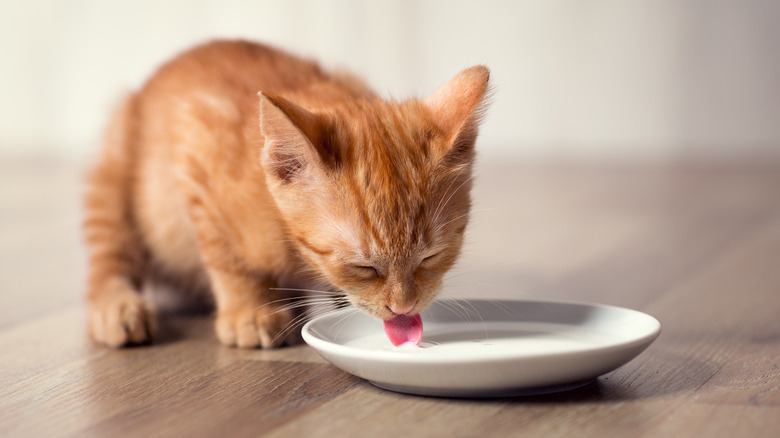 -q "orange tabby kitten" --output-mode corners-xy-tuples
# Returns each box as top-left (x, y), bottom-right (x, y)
(84, 40), (490, 348)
